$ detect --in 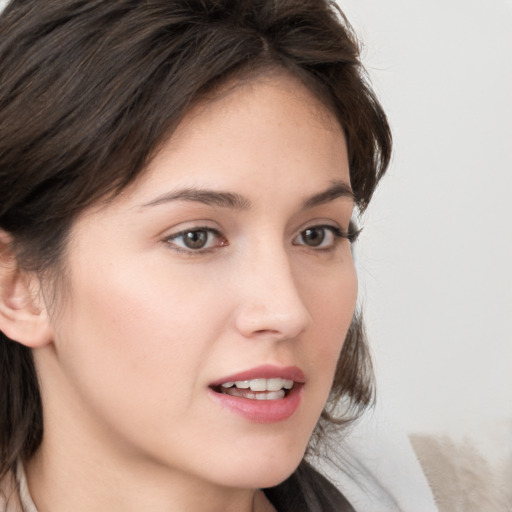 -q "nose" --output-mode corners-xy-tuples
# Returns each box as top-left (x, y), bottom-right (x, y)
(233, 245), (312, 341)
